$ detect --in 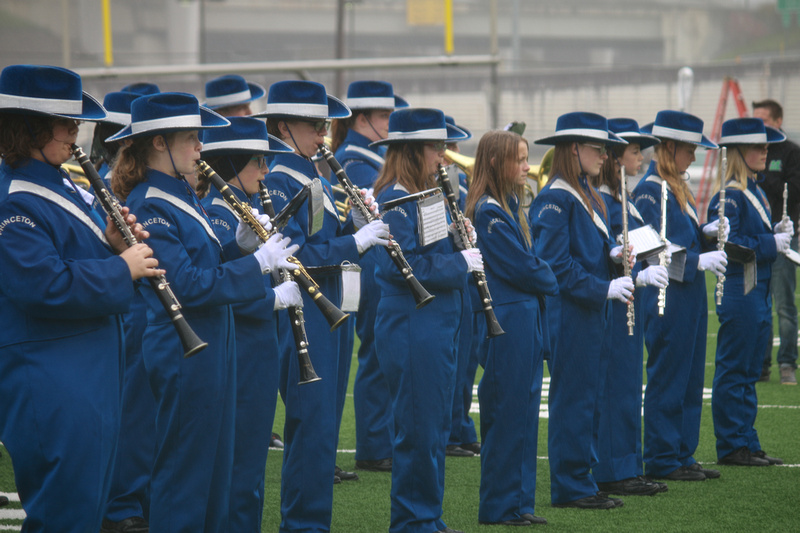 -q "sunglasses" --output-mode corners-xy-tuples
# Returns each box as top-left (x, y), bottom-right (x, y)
(425, 141), (446, 151)
(249, 155), (267, 168)
(581, 143), (608, 156)
(308, 119), (331, 132)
